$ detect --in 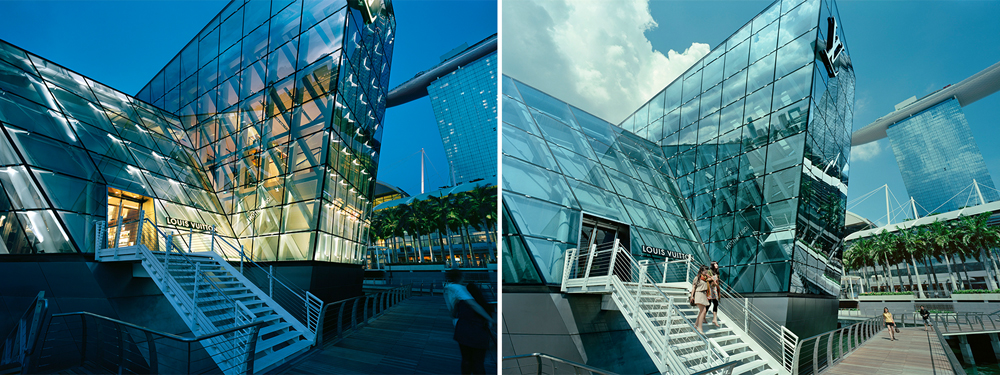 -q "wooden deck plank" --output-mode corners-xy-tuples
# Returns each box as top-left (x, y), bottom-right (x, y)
(824, 327), (954, 375)
(277, 296), (497, 374)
